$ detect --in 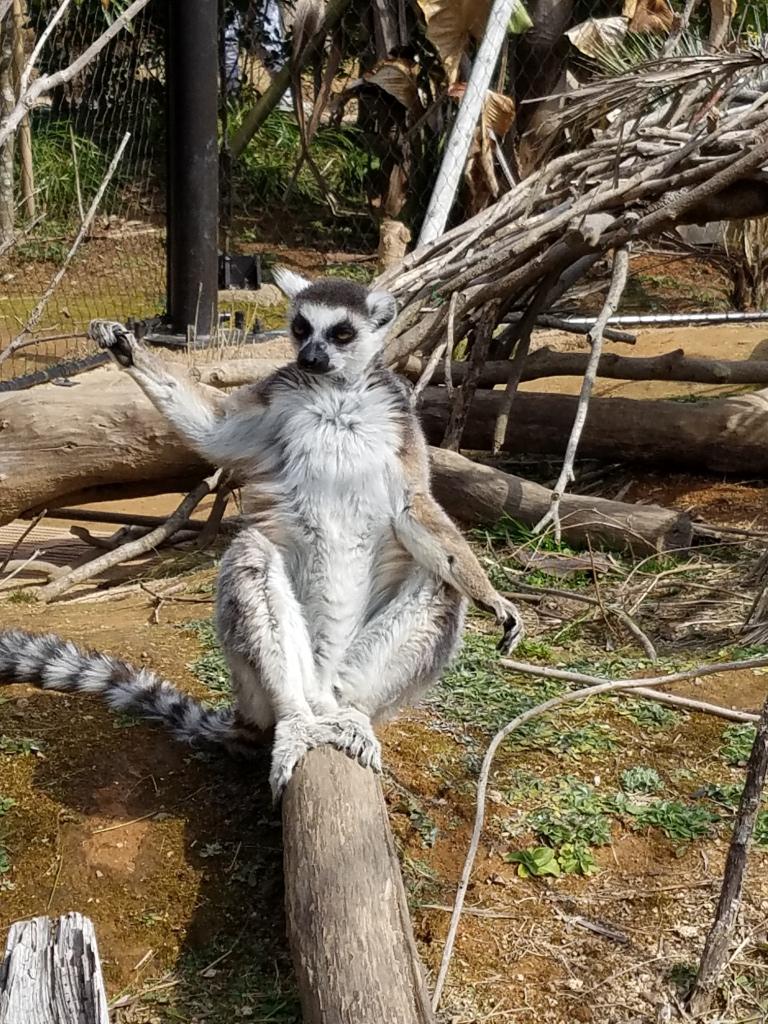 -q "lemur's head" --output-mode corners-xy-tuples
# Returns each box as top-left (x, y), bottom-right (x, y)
(273, 268), (397, 378)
